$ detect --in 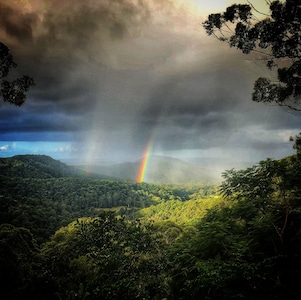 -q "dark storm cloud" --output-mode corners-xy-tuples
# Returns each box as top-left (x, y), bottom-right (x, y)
(0, 105), (82, 134)
(1, 0), (179, 148)
(0, 0), (299, 163)
(0, 1), (38, 42)
(6, 0), (156, 102)
(40, 0), (156, 54)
